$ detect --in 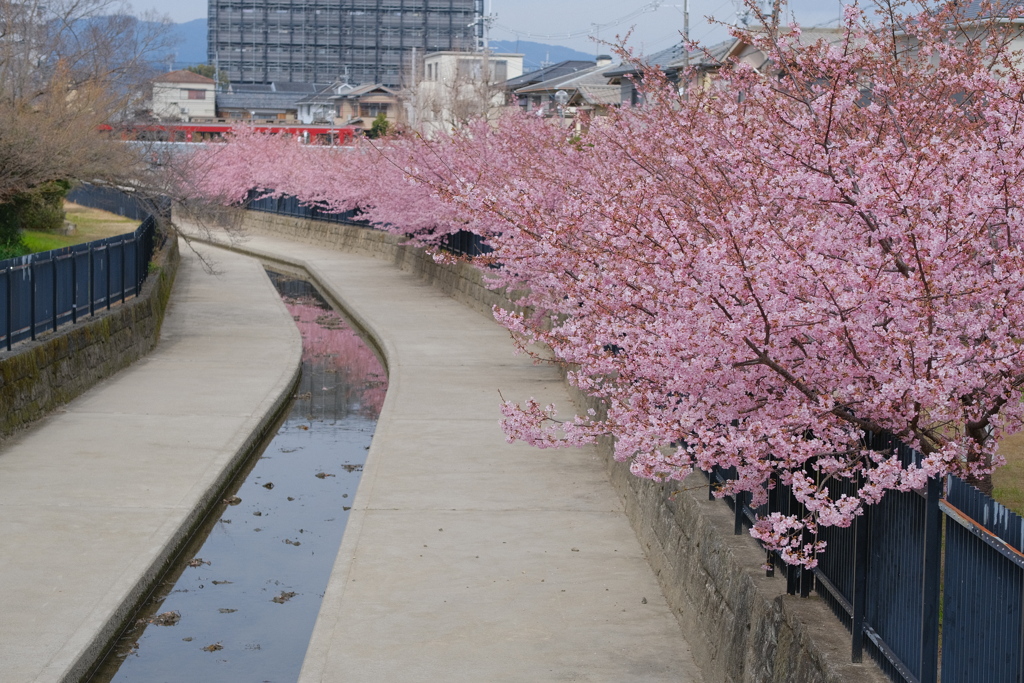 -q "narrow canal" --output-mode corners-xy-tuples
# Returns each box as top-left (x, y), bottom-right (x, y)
(88, 272), (387, 683)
